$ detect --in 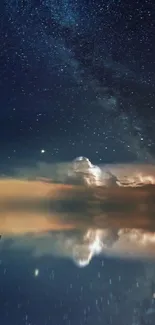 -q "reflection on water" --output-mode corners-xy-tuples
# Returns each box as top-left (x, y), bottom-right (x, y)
(1, 161), (155, 267)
